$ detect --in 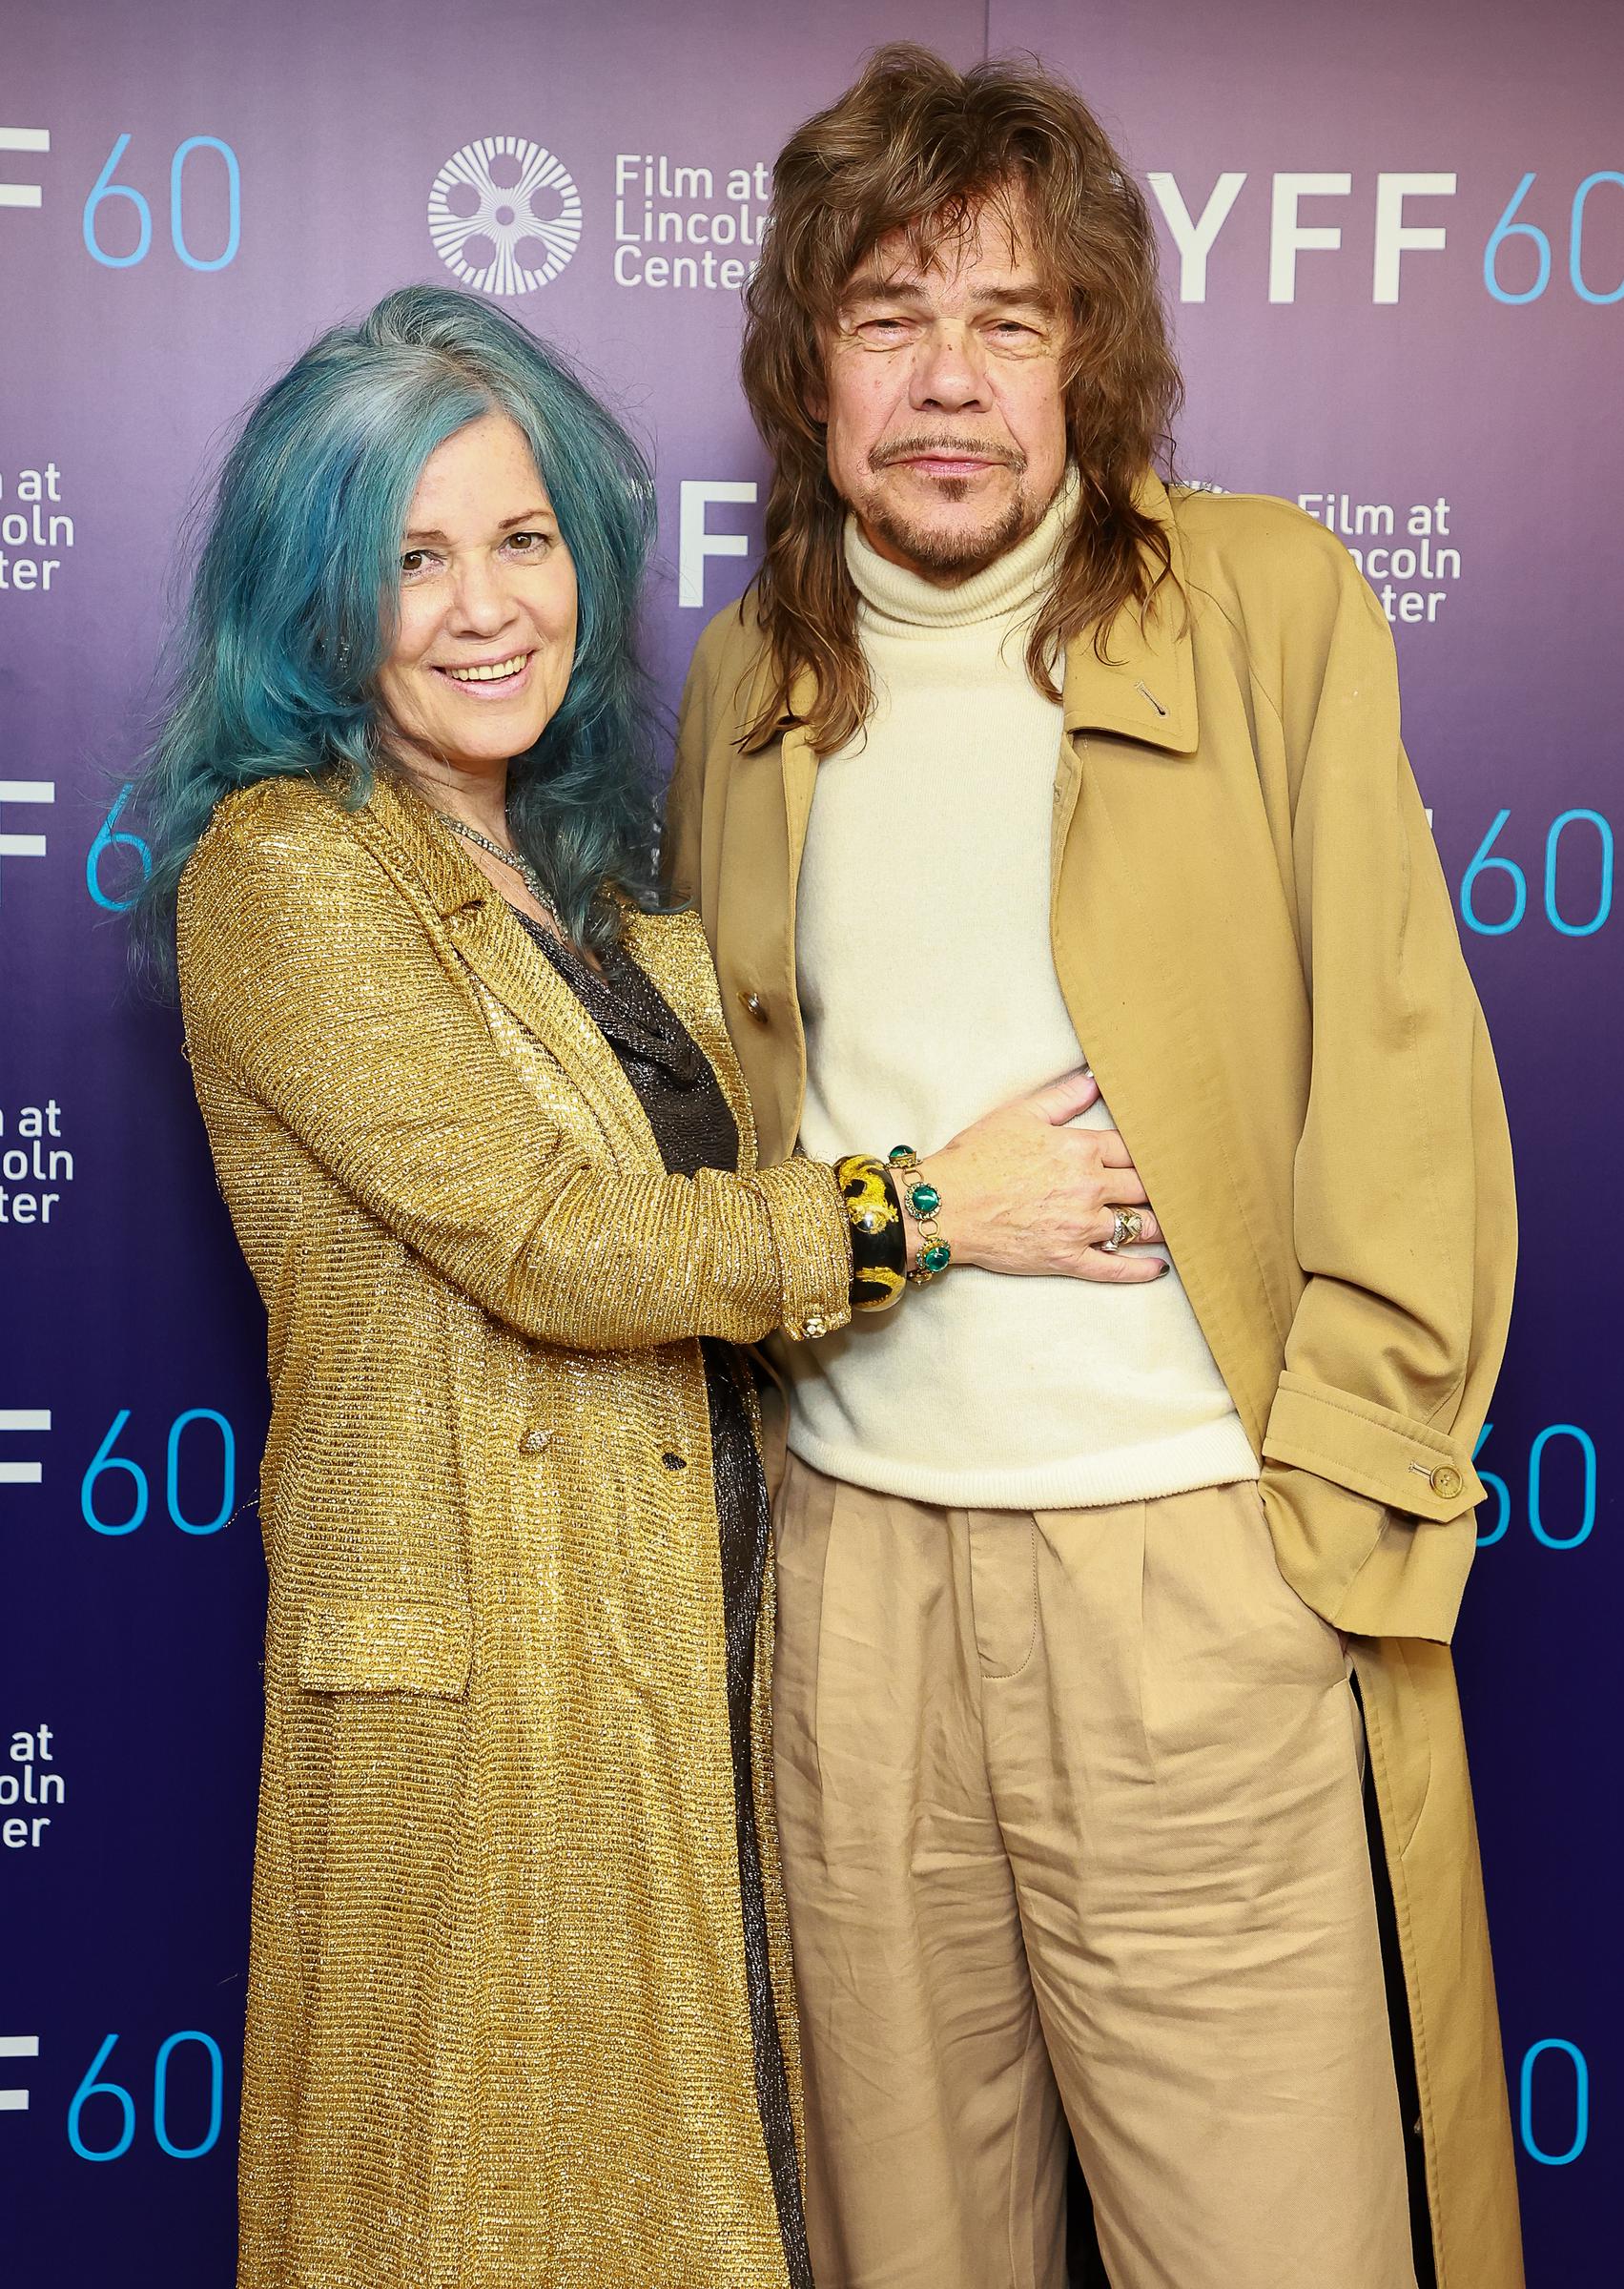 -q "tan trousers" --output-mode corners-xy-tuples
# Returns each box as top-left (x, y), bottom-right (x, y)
(771, 1455), (1418, 2289)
